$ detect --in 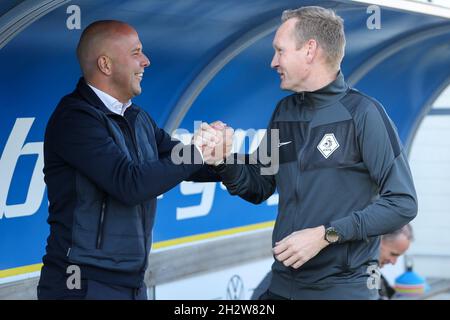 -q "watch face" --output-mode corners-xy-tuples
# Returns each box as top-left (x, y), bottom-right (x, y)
(326, 228), (339, 243)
